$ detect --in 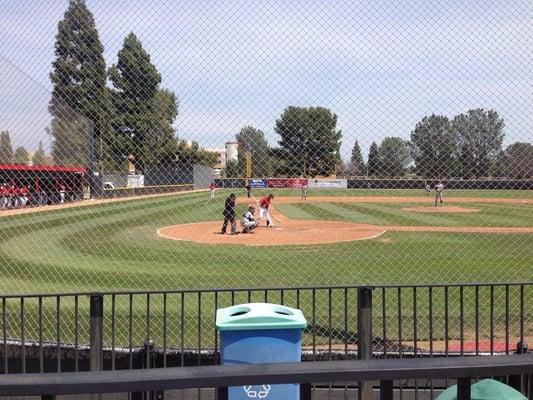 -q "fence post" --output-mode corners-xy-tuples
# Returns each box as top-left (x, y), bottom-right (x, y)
(357, 286), (373, 400)
(457, 378), (471, 400)
(299, 383), (312, 400)
(379, 380), (393, 400)
(216, 387), (228, 400)
(509, 341), (529, 394)
(90, 293), (104, 400)
(146, 340), (164, 400)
